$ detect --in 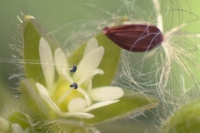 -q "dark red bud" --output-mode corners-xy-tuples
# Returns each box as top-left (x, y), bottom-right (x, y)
(103, 24), (163, 52)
